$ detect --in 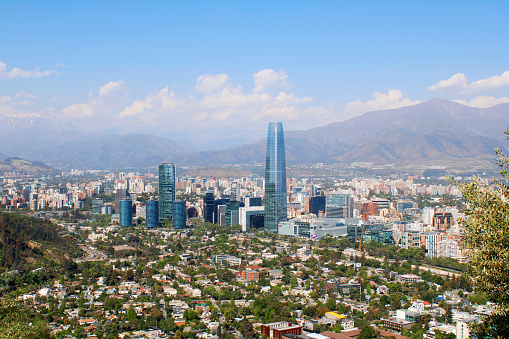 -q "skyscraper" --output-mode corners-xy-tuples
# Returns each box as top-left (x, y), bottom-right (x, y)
(159, 163), (176, 221)
(119, 199), (132, 227)
(146, 199), (159, 228)
(264, 122), (287, 232)
(204, 191), (215, 223)
(173, 200), (186, 229)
